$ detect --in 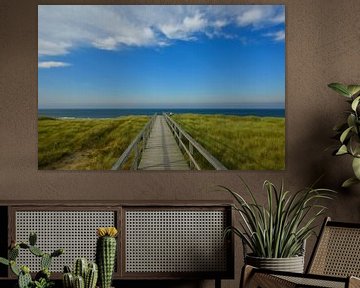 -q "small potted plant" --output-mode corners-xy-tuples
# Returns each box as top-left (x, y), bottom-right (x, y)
(0, 232), (63, 288)
(62, 258), (98, 288)
(222, 179), (334, 273)
(96, 227), (118, 288)
(328, 83), (360, 187)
